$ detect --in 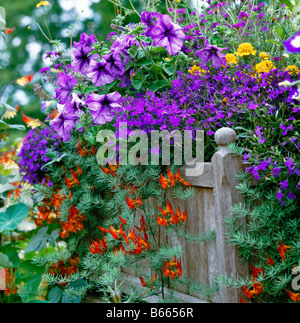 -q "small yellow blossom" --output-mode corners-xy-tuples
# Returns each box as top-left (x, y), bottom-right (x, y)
(234, 43), (257, 57)
(259, 52), (271, 60)
(188, 65), (209, 75)
(36, 1), (50, 8)
(285, 65), (299, 75)
(164, 57), (171, 61)
(255, 60), (275, 74)
(225, 53), (238, 65)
